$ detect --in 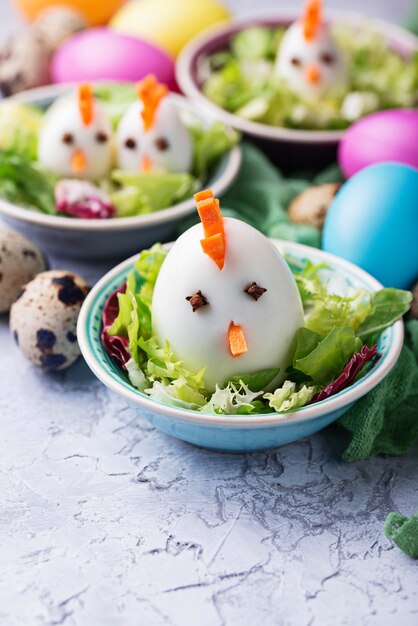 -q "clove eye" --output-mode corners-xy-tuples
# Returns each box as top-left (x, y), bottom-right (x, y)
(290, 57), (302, 67)
(319, 52), (334, 65)
(96, 131), (108, 143)
(155, 137), (170, 151)
(62, 132), (74, 145)
(125, 137), (137, 150)
(244, 282), (267, 301)
(186, 290), (209, 312)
